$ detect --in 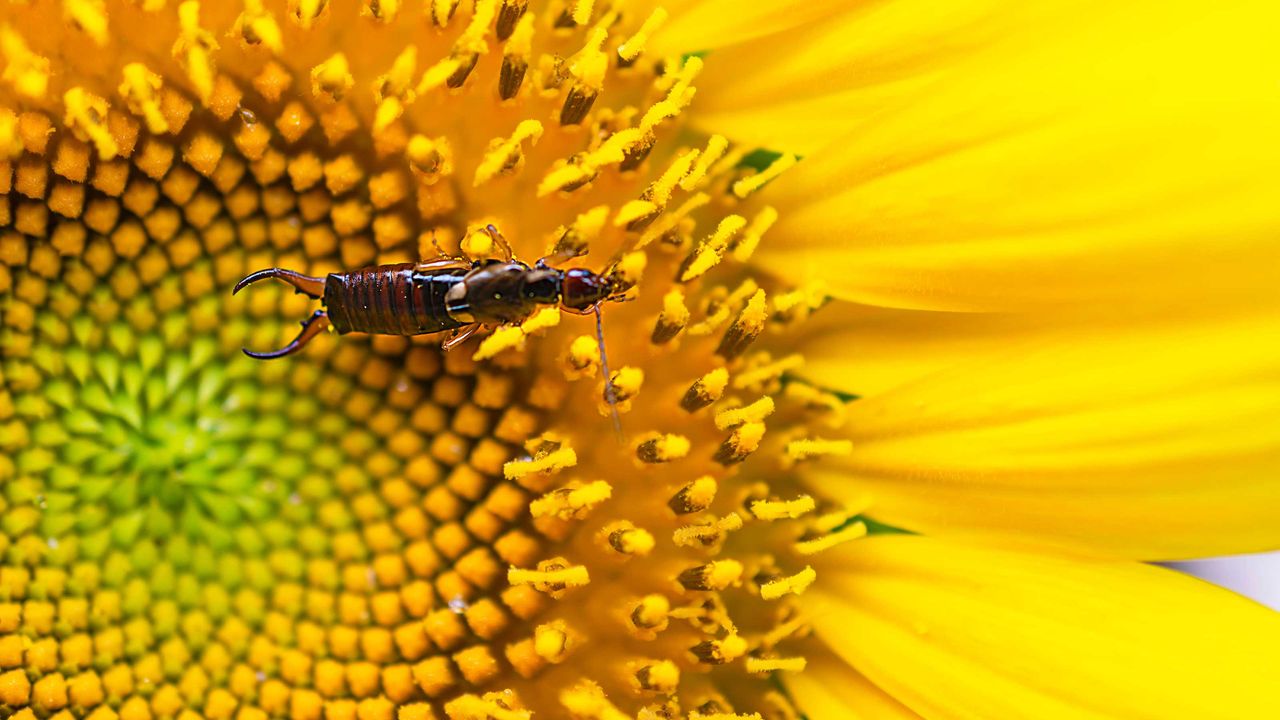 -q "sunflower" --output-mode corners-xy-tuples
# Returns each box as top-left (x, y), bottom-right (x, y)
(1, 1), (1278, 719)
